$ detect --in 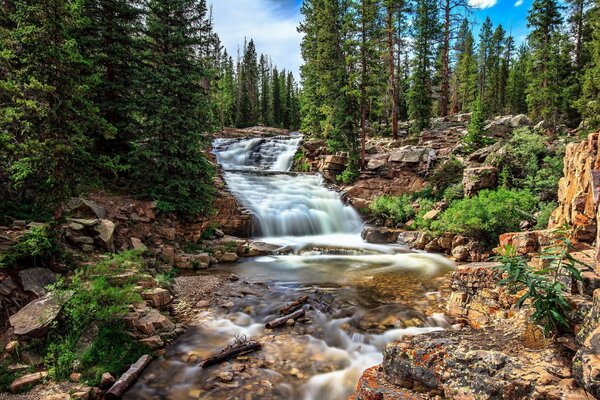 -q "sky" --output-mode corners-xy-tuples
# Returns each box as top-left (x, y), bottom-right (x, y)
(210, 0), (533, 79)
